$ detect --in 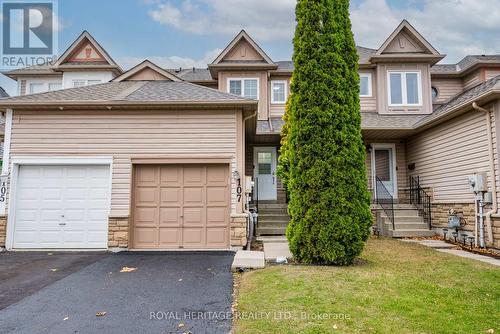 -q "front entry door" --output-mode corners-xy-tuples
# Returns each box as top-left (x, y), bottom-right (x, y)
(371, 144), (397, 199)
(254, 147), (277, 201)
